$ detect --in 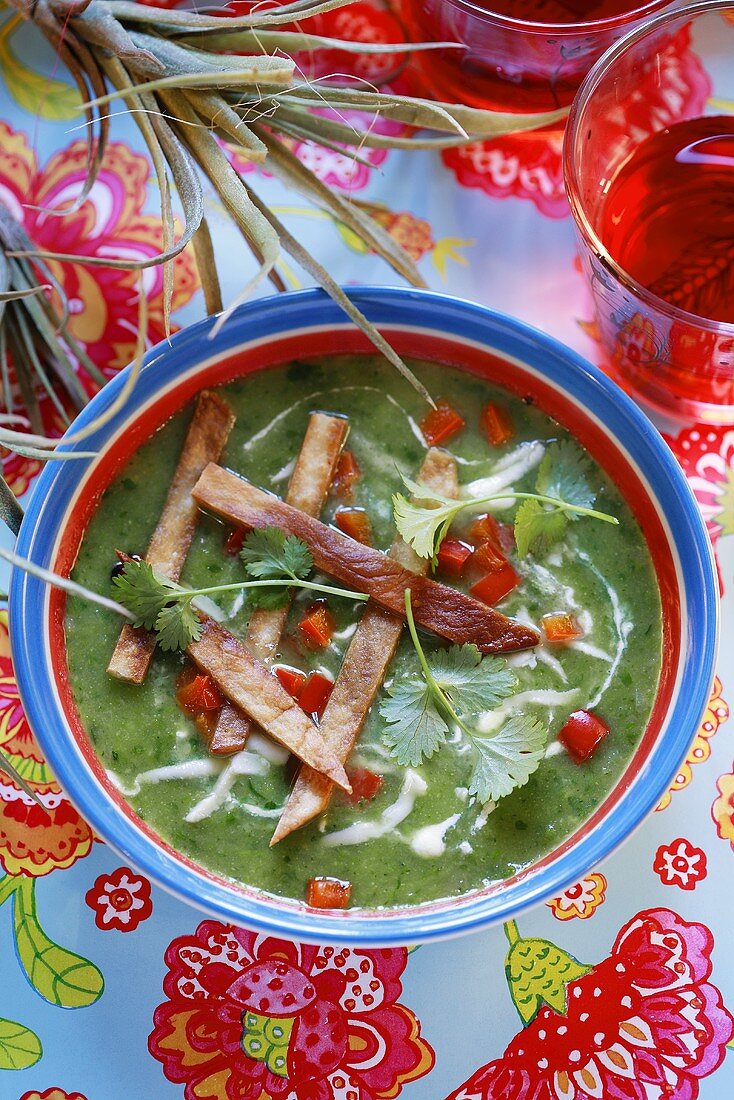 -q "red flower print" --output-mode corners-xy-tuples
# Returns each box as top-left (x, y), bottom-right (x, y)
(0, 122), (198, 396)
(448, 909), (733, 1100)
(443, 27), (709, 218)
(654, 839), (708, 891)
(0, 611), (94, 877)
(85, 866), (153, 931)
(664, 425), (734, 547)
(291, 1), (408, 85)
(149, 922), (434, 1099)
(20, 1090), (89, 1100)
(547, 873), (607, 921)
